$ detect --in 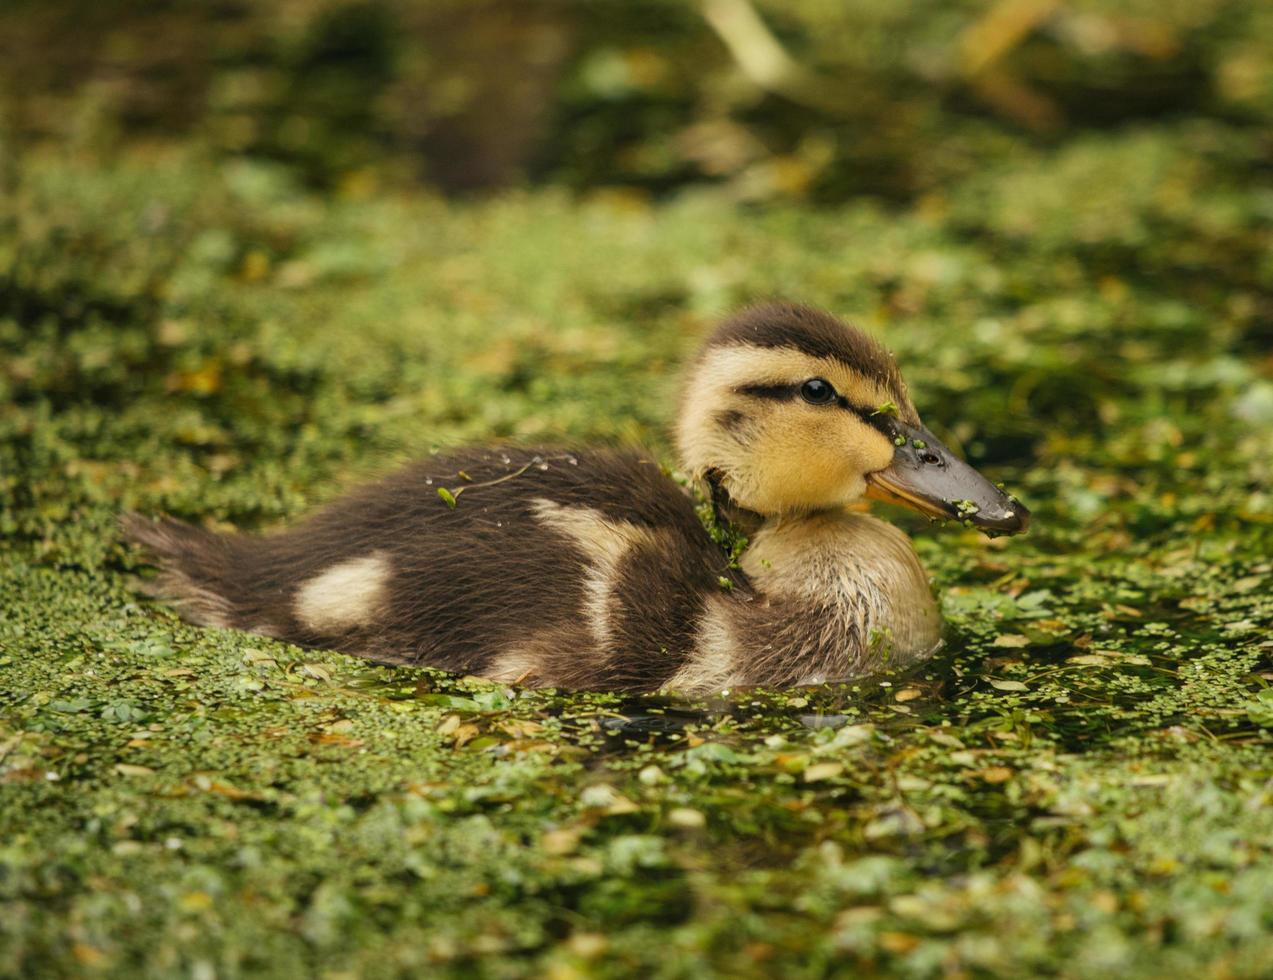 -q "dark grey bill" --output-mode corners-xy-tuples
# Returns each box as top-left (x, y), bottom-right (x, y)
(864, 419), (1030, 537)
